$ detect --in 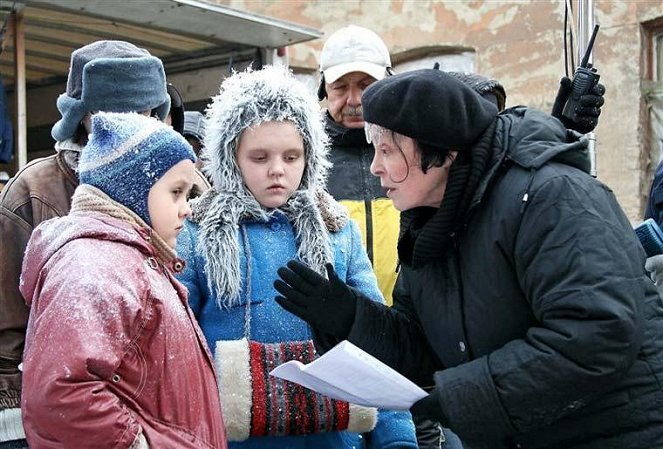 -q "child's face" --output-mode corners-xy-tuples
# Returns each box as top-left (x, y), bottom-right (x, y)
(236, 121), (305, 209)
(148, 160), (195, 248)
